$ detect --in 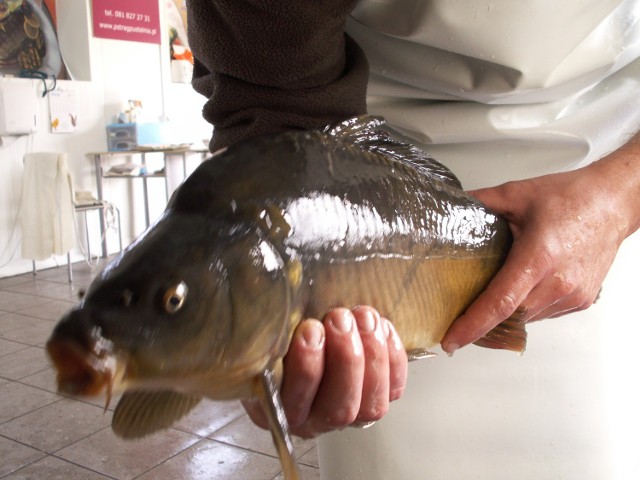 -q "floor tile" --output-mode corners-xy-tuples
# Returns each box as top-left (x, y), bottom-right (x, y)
(45, 267), (97, 286)
(30, 281), (84, 302)
(0, 275), (32, 290)
(209, 414), (276, 457)
(3, 279), (73, 299)
(3, 455), (113, 480)
(20, 366), (123, 412)
(298, 446), (319, 468)
(56, 426), (199, 479)
(77, 389), (122, 412)
(18, 367), (60, 394)
(136, 439), (283, 480)
(173, 399), (246, 438)
(210, 414), (316, 460)
(0, 382), (60, 424)
(28, 265), (72, 280)
(0, 398), (112, 453)
(0, 316), (56, 347)
(0, 291), (53, 313)
(17, 299), (75, 321)
(0, 312), (45, 335)
(0, 435), (46, 477)
(274, 463), (320, 480)
(0, 338), (29, 358)
(0, 346), (51, 380)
